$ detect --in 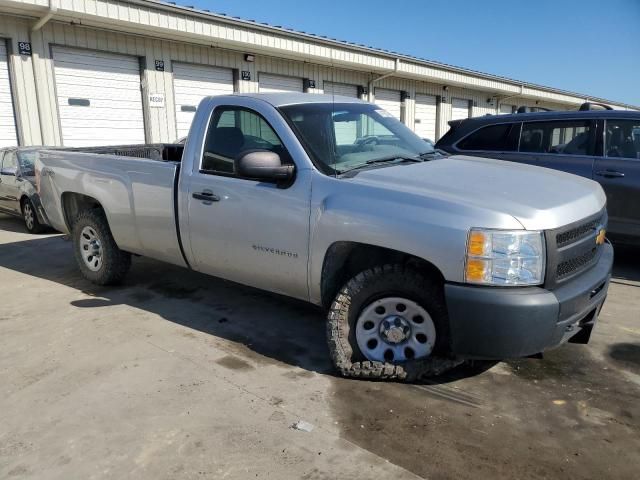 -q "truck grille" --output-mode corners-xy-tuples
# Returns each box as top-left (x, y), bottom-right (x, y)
(545, 209), (607, 289)
(556, 247), (598, 278)
(555, 218), (602, 248)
